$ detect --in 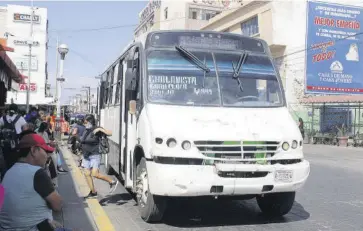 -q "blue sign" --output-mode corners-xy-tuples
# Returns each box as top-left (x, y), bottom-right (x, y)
(306, 1), (363, 94)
